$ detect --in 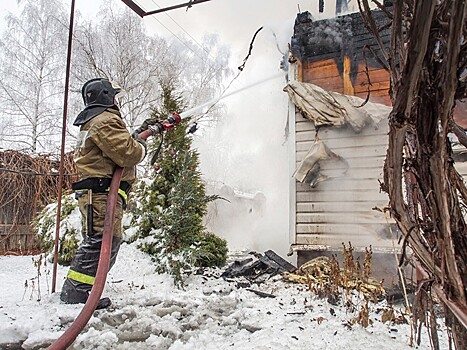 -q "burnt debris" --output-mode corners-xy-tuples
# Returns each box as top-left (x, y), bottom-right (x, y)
(221, 250), (296, 284)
